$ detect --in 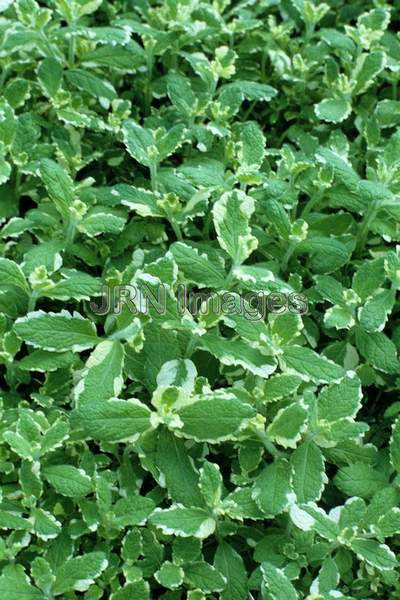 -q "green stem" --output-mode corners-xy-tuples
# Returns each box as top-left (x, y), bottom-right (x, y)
(68, 25), (76, 67)
(301, 190), (322, 218)
(255, 430), (284, 458)
(185, 334), (198, 358)
(28, 290), (39, 312)
(65, 215), (77, 247)
(40, 31), (54, 58)
(225, 262), (237, 289)
(242, 100), (257, 122)
(356, 197), (384, 254)
(6, 364), (17, 391)
(145, 48), (154, 115)
(150, 162), (158, 192)
(261, 49), (268, 83)
(281, 241), (296, 273)
(14, 169), (21, 201)
(392, 79), (398, 101)
(170, 219), (183, 241)
(0, 65), (9, 91)
(202, 211), (212, 238)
